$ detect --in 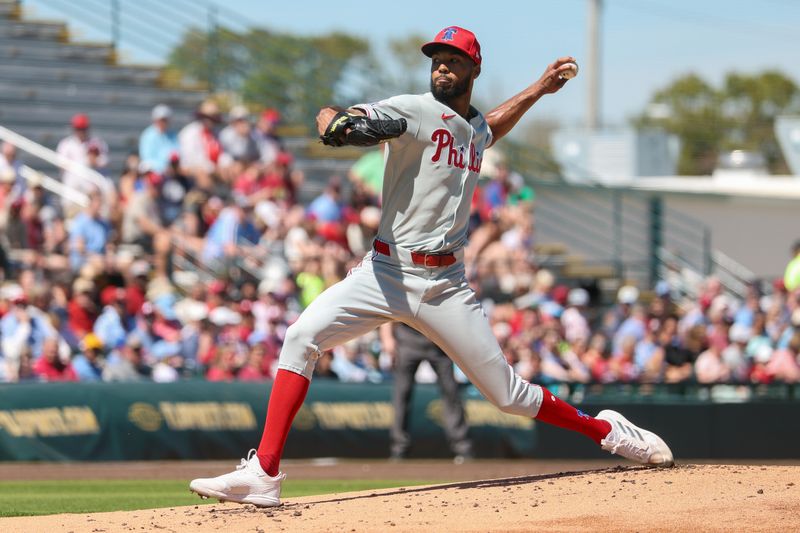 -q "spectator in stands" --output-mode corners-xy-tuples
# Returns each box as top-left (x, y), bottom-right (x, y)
(348, 146), (385, 199)
(66, 277), (98, 339)
(0, 142), (25, 200)
(68, 190), (110, 271)
(765, 331), (800, 382)
(694, 344), (730, 384)
(783, 240), (800, 293)
(179, 100), (222, 186)
(219, 105), (260, 166)
(296, 255), (325, 309)
(252, 108), (284, 167)
(0, 168), (18, 235)
(721, 322), (751, 382)
(121, 171), (166, 254)
(157, 153), (193, 226)
(1, 288), (59, 381)
(561, 288), (591, 343)
(93, 286), (129, 350)
(603, 284), (639, 340)
(56, 113), (109, 196)
(206, 342), (239, 381)
(139, 104), (179, 174)
(102, 335), (151, 382)
(664, 322), (705, 383)
(237, 343), (271, 381)
(32, 336), (77, 382)
(72, 333), (105, 381)
(308, 176), (344, 223)
(610, 335), (640, 383)
(201, 198), (260, 267)
(612, 303), (648, 355)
